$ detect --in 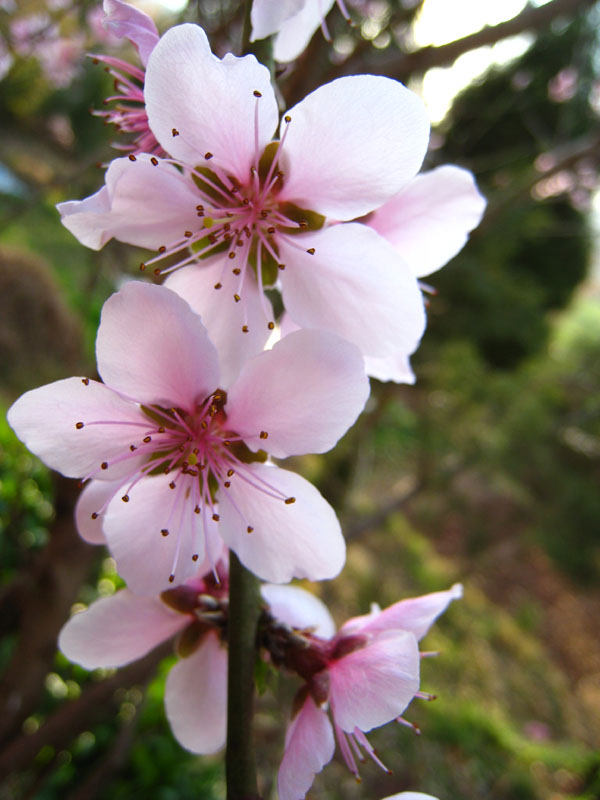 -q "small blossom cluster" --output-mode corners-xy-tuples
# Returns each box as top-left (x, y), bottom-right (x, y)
(7, 1), (485, 797)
